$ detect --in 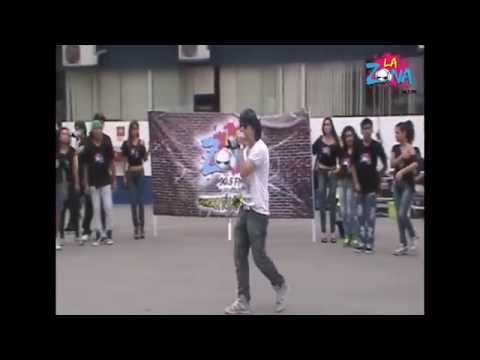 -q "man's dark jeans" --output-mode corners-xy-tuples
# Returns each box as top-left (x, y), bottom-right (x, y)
(234, 208), (285, 302)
